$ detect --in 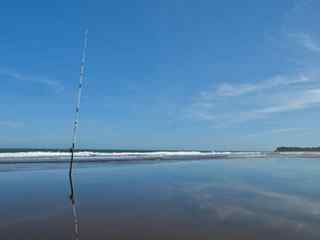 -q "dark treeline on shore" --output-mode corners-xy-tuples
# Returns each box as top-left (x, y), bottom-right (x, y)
(275, 146), (320, 152)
